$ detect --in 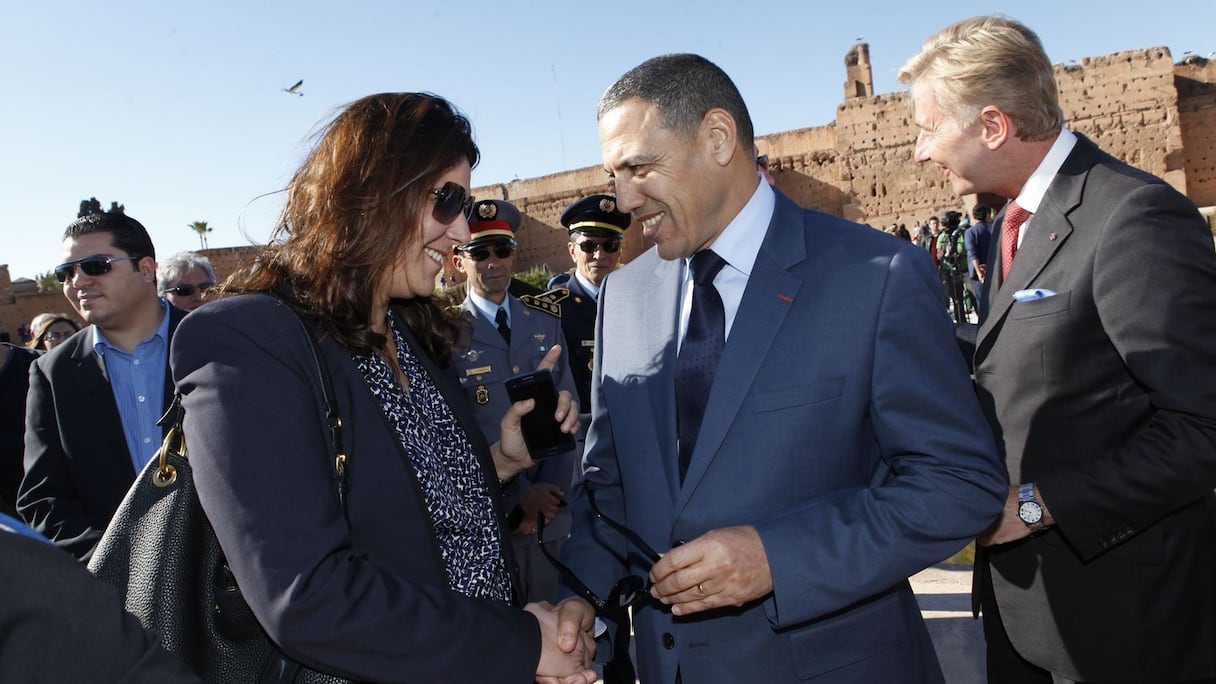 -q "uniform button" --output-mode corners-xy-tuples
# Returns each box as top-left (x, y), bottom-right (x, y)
(661, 632), (675, 650)
(137, 395), (146, 402)
(512, 365), (520, 374)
